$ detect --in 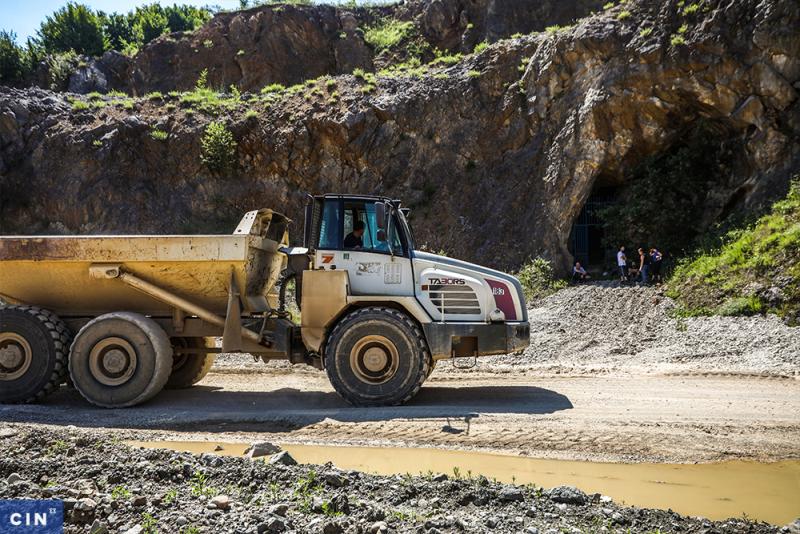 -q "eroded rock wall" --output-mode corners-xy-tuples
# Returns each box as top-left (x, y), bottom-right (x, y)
(1, 0), (798, 273)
